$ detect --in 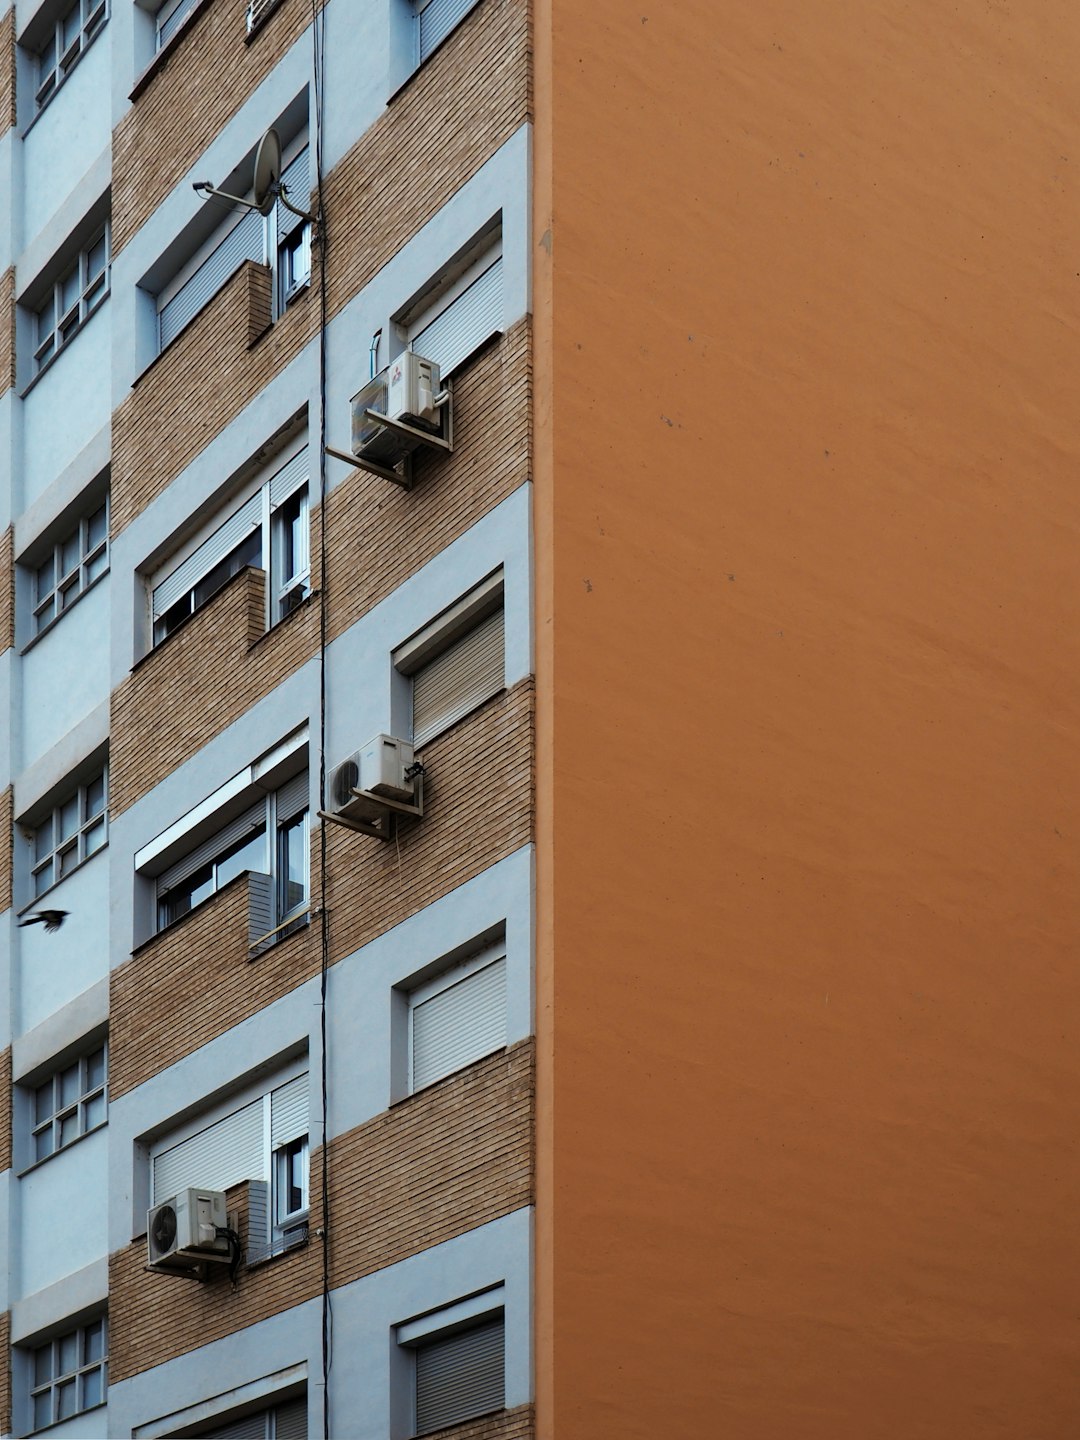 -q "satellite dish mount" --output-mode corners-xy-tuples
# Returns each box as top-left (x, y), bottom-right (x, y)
(192, 127), (317, 224)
